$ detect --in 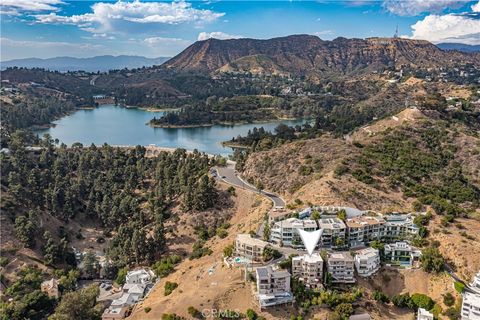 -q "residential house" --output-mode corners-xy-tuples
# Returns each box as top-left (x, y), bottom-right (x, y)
(102, 306), (129, 320)
(41, 278), (60, 299)
(318, 218), (347, 248)
(346, 216), (386, 247)
(292, 253), (324, 289)
(470, 271), (480, 294)
(235, 234), (269, 262)
(270, 218), (318, 248)
(354, 248), (381, 277)
(461, 292), (480, 320)
(384, 214), (419, 240)
(256, 266), (293, 308)
(125, 269), (154, 285)
(327, 252), (355, 284)
(384, 241), (422, 267)
(417, 308), (434, 320)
